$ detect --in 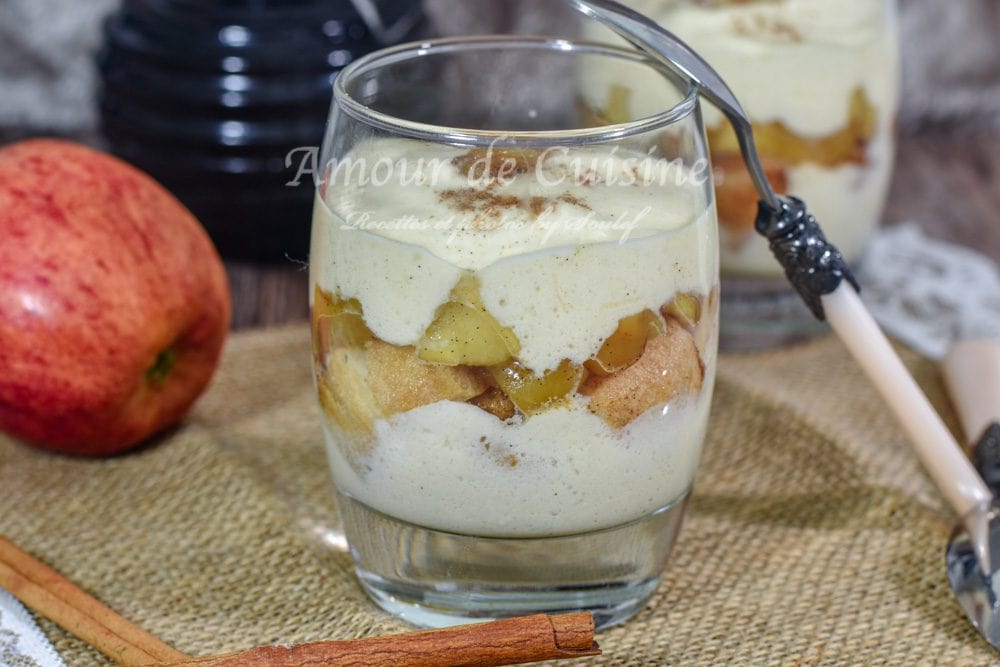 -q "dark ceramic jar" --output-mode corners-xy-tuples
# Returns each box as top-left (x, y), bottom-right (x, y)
(97, 0), (424, 262)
